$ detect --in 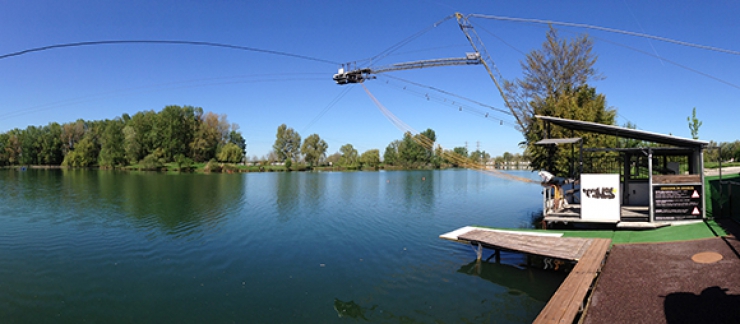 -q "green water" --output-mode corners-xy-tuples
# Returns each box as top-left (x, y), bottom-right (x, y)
(0, 169), (565, 323)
